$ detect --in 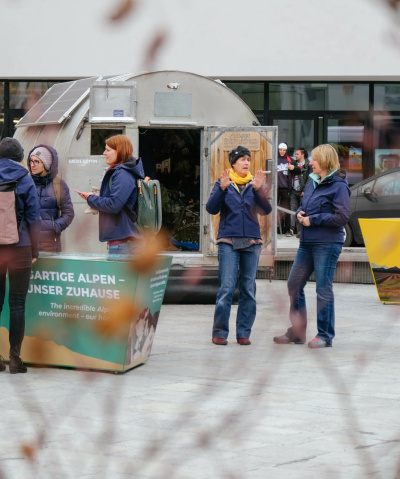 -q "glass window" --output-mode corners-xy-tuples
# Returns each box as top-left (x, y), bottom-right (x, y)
(9, 81), (58, 110)
(91, 128), (124, 155)
(272, 118), (315, 157)
(373, 115), (400, 174)
(225, 82), (264, 111)
(327, 119), (364, 186)
(373, 171), (400, 196)
(374, 84), (400, 111)
(270, 83), (369, 111)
